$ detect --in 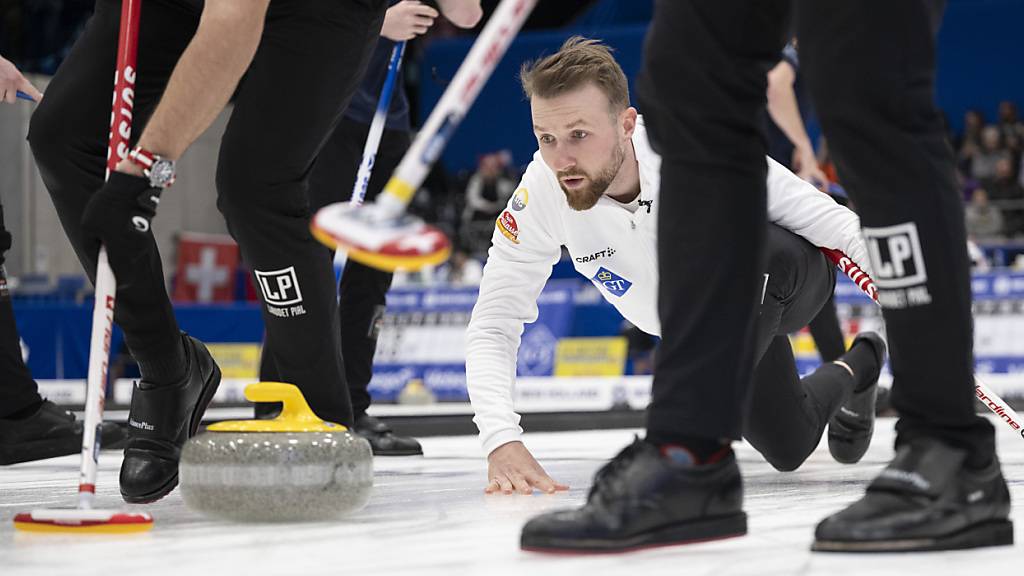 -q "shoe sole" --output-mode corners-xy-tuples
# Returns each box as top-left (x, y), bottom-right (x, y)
(121, 353), (222, 504)
(813, 519), (1014, 552)
(827, 424), (874, 465)
(371, 449), (424, 456)
(521, 512), (747, 553)
(828, 388), (877, 464)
